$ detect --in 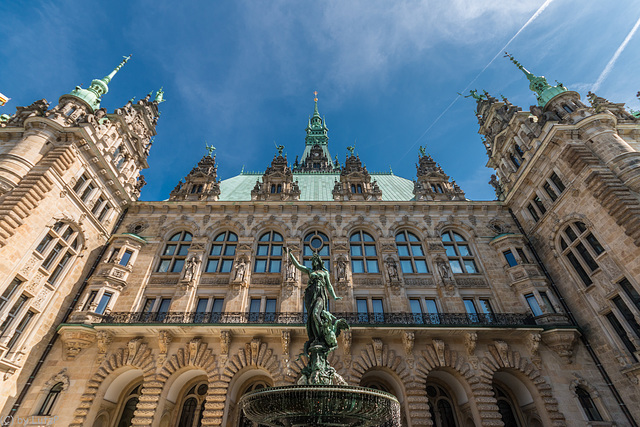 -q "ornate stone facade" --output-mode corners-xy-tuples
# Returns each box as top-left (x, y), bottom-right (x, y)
(1, 62), (640, 427)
